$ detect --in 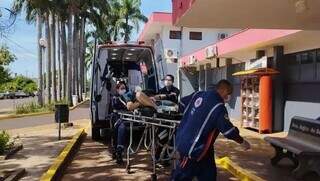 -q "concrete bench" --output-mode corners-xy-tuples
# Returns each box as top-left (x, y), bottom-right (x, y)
(264, 116), (320, 179)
